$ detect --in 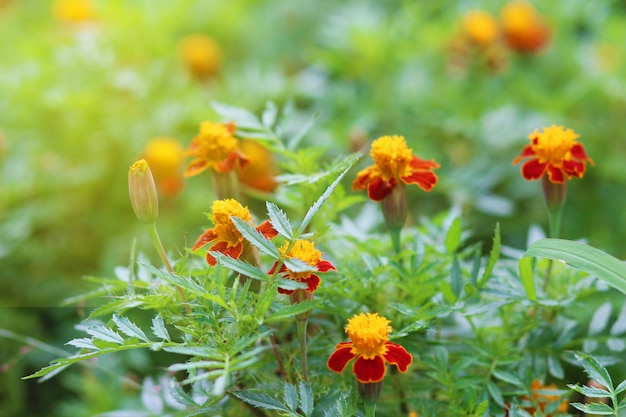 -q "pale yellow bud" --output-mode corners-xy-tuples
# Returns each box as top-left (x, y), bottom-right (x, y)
(128, 159), (159, 223)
